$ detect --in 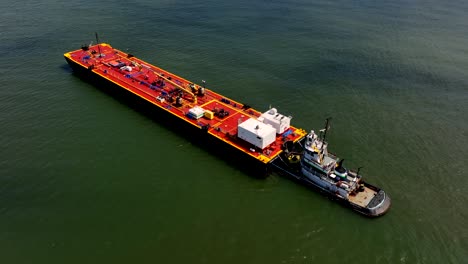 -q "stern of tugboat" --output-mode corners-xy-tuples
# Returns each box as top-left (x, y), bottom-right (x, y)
(366, 189), (391, 217)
